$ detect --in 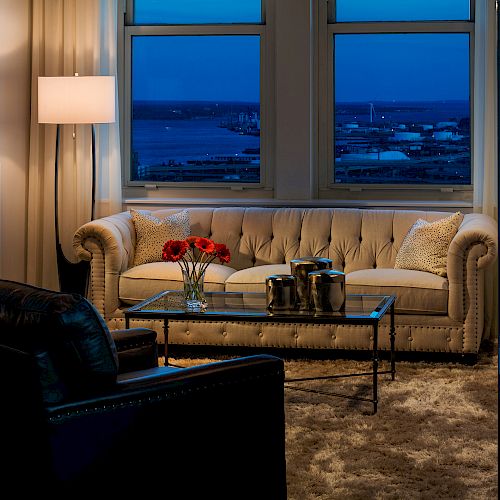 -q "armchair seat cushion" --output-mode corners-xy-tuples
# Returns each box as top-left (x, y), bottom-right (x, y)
(119, 261), (237, 305)
(225, 264), (292, 293)
(346, 268), (449, 315)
